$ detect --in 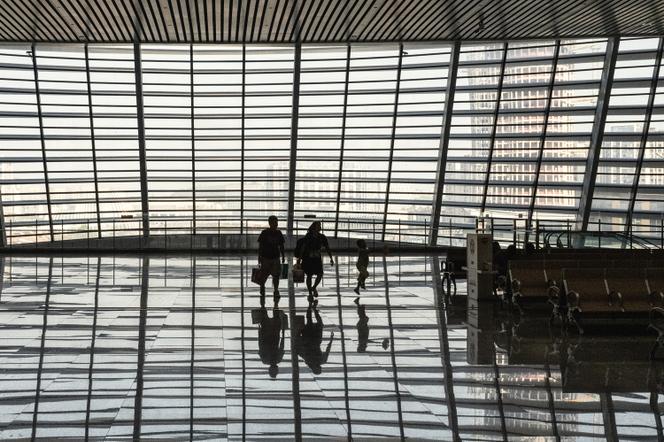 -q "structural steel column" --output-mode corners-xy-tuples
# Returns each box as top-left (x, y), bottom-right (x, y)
(625, 37), (663, 235)
(240, 44), (246, 233)
(286, 42), (302, 236)
(577, 37), (619, 231)
(527, 40), (561, 228)
(479, 41), (509, 214)
(31, 44), (54, 242)
(429, 42), (460, 246)
(132, 3), (150, 238)
(84, 44), (103, 238)
(190, 43), (197, 233)
(333, 44), (352, 237)
(381, 43), (404, 241)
